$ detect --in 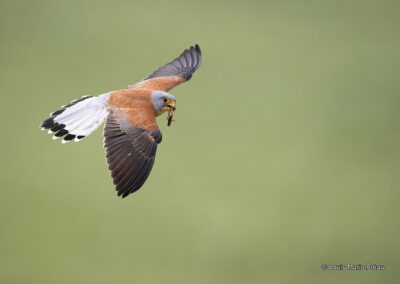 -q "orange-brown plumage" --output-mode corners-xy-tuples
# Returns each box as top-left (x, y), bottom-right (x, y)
(108, 88), (158, 130)
(41, 44), (202, 198)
